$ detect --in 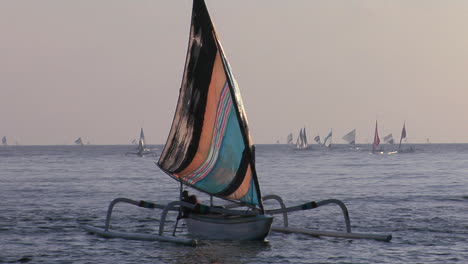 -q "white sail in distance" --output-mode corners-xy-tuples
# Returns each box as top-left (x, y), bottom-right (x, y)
(342, 129), (355, 145)
(383, 133), (394, 144)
